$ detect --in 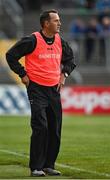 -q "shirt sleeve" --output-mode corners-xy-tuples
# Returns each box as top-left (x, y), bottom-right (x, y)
(6, 35), (36, 78)
(61, 38), (76, 75)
